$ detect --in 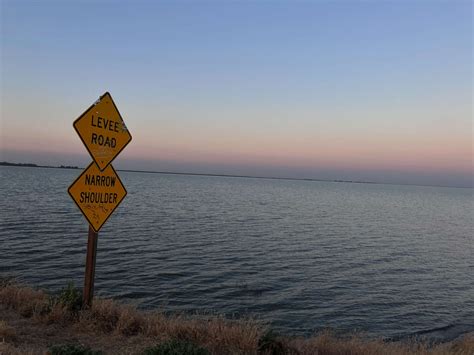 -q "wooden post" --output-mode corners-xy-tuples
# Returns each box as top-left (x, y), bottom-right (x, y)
(83, 225), (98, 307)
